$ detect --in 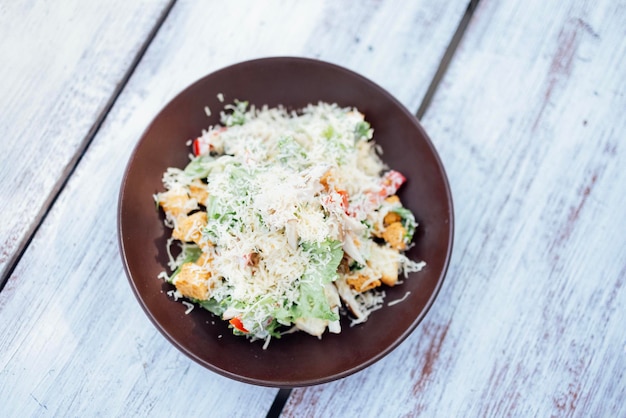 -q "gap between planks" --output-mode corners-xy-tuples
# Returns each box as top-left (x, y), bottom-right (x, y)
(0, 0), (178, 292)
(416, 0), (480, 120)
(267, 0), (481, 416)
